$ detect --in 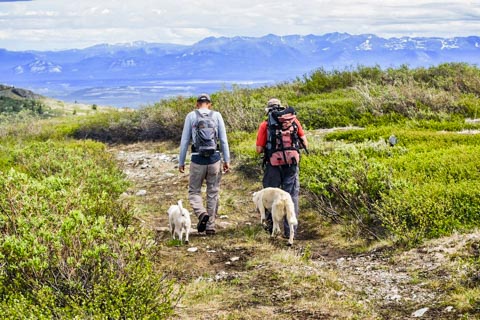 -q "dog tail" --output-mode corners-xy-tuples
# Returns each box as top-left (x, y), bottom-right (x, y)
(178, 200), (185, 216)
(284, 199), (298, 226)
